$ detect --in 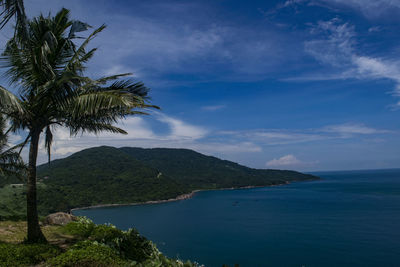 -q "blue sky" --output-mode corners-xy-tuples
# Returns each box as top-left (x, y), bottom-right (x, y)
(4, 0), (400, 171)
